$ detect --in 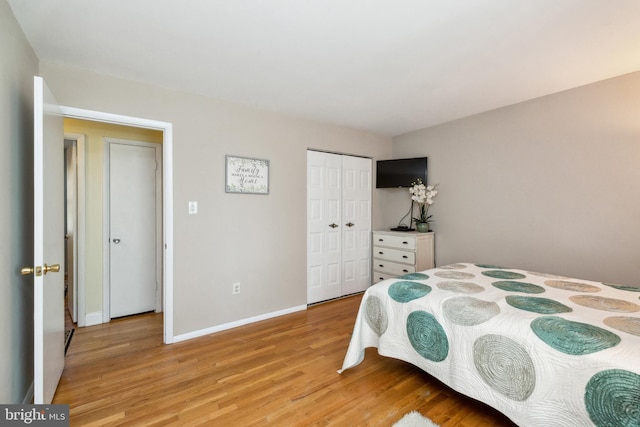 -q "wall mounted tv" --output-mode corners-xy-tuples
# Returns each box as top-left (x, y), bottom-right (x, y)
(376, 157), (428, 188)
